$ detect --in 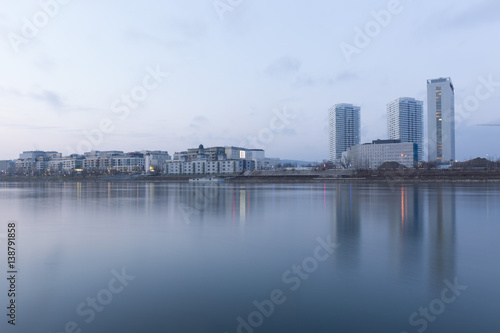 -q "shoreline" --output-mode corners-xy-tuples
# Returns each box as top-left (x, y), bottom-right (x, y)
(2, 170), (500, 184)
